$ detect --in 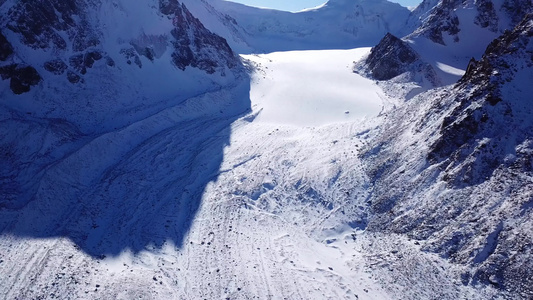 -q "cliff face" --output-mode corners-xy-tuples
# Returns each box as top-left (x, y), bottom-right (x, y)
(362, 15), (533, 297)
(160, 0), (237, 74)
(429, 15), (533, 186)
(365, 33), (419, 81)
